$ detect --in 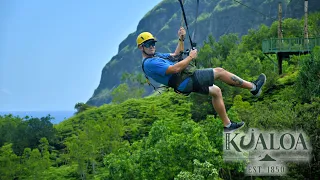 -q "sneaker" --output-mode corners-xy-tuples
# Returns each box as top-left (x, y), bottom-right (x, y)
(224, 121), (245, 133)
(251, 73), (266, 97)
